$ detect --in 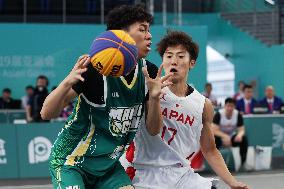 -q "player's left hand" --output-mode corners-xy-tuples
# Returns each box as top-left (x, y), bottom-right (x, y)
(230, 181), (250, 189)
(142, 64), (173, 99)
